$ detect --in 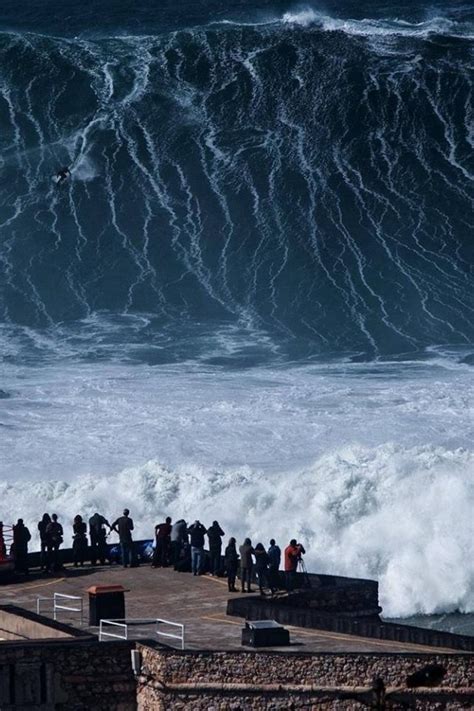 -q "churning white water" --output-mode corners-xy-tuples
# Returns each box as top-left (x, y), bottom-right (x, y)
(1, 350), (472, 618)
